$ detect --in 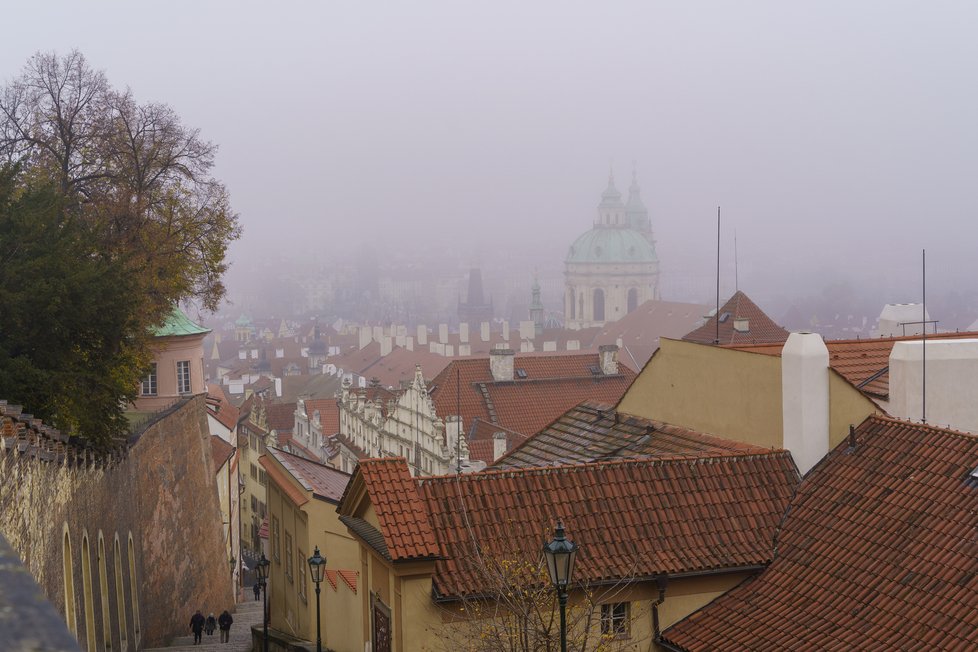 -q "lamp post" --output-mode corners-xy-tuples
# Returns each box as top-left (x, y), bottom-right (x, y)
(543, 519), (578, 652)
(308, 546), (326, 652)
(256, 553), (270, 652)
